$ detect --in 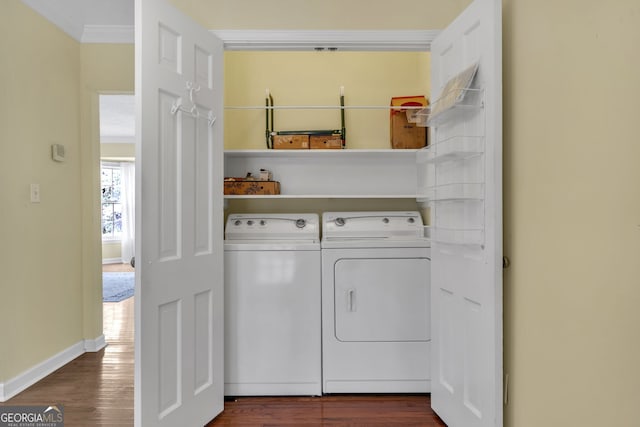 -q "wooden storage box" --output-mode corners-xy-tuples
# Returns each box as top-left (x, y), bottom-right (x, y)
(310, 135), (343, 149)
(224, 180), (281, 195)
(273, 134), (309, 149)
(390, 96), (428, 149)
